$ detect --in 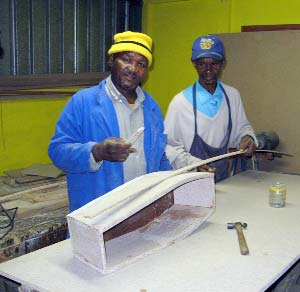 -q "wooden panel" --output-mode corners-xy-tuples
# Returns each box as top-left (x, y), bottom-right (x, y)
(0, 71), (109, 92)
(104, 191), (174, 241)
(0, 180), (68, 263)
(242, 24), (300, 32)
(219, 30), (300, 174)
